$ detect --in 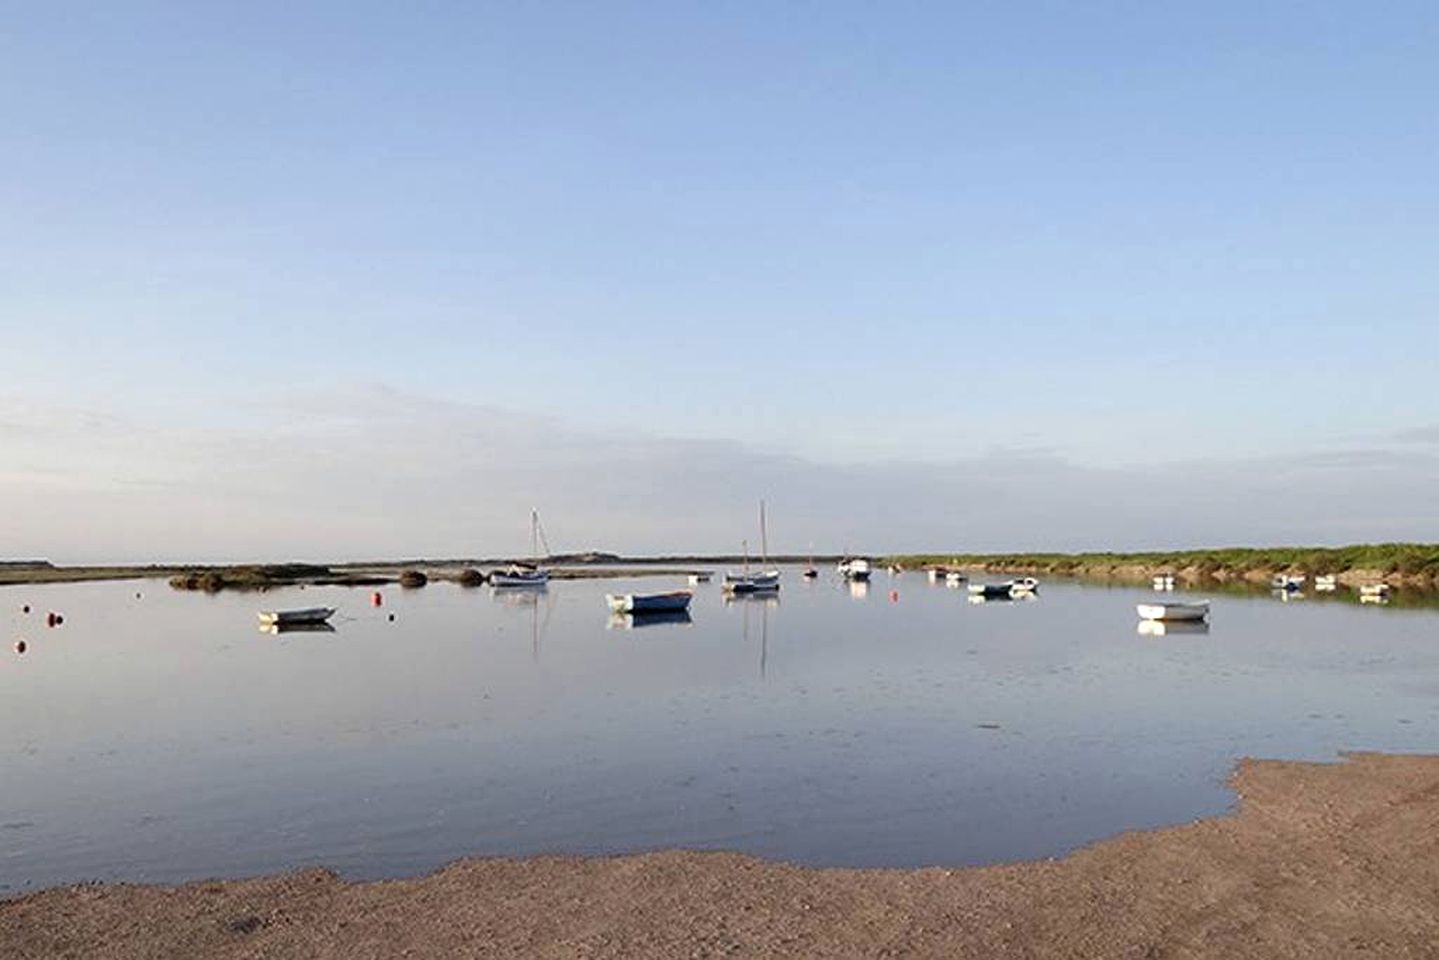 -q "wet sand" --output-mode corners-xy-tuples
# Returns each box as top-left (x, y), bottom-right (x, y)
(5, 752), (1438, 958)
